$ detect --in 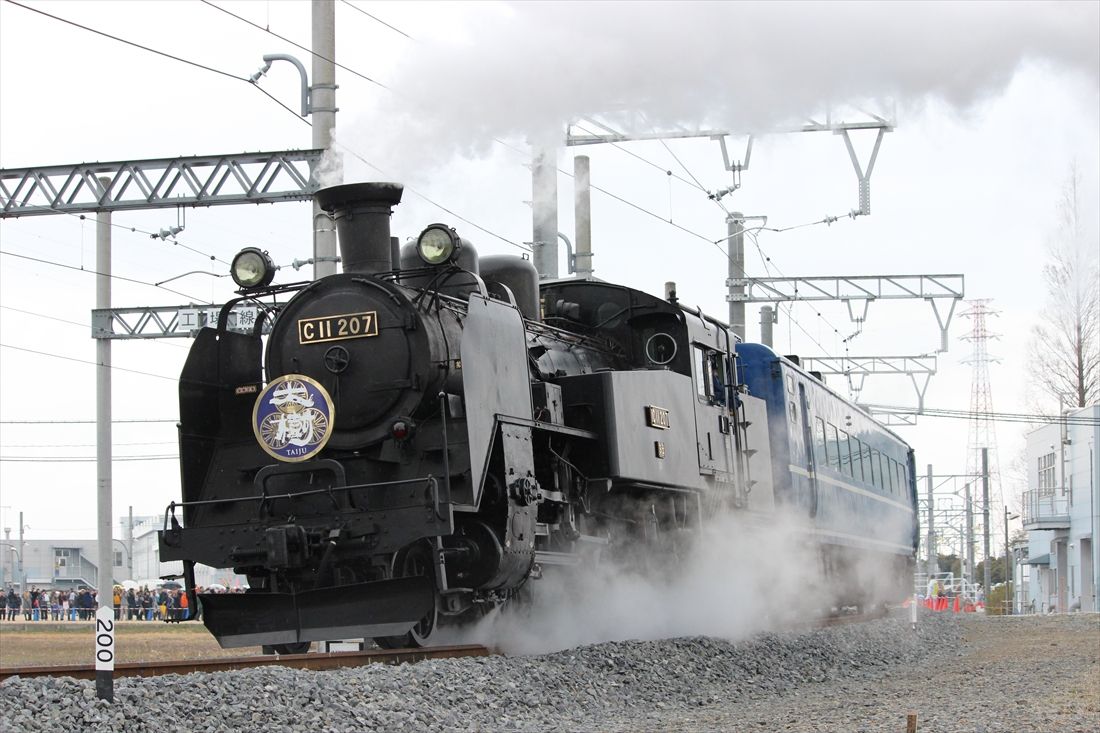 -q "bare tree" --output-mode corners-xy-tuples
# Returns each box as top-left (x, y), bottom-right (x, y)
(1032, 166), (1100, 409)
